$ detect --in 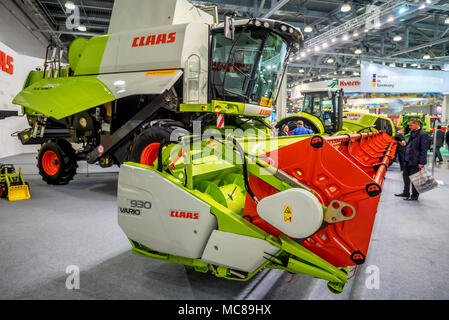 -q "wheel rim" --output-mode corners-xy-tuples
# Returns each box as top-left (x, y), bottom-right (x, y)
(140, 143), (160, 166)
(42, 150), (60, 176)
